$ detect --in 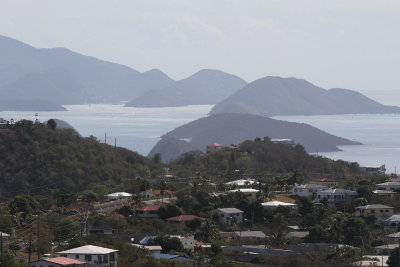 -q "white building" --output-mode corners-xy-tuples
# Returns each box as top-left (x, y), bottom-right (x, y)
(360, 165), (386, 175)
(106, 192), (132, 201)
(261, 201), (298, 214)
(225, 179), (256, 186)
(384, 214), (400, 232)
(57, 245), (118, 267)
(375, 182), (400, 191)
(170, 234), (195, 250)
(315, 189), (358, 204)
(271, 139), (294, 145)
(292, 184), (329, 198)
(373, 189), (396, 199)
(215, 208), (244, 225)
(227, 188), (260, 199)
